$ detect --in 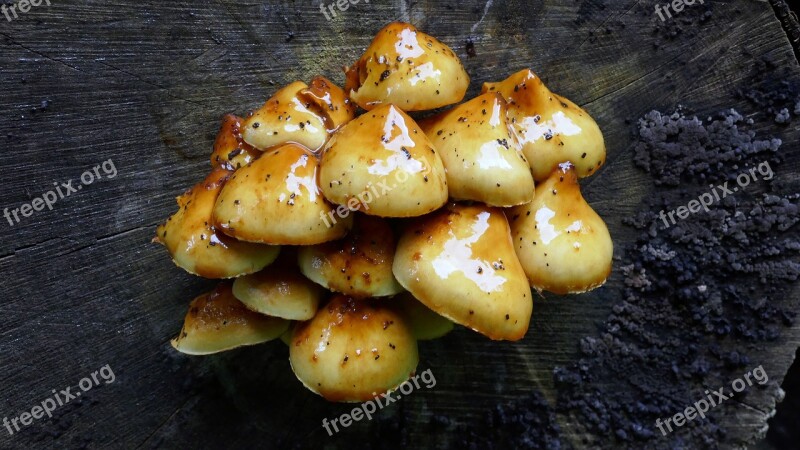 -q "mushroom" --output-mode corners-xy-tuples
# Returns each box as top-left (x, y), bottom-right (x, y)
(482, 69), (606, 180)
(345, 22), (470, 112)
(213, 142), (352, 245)
(171, 283), (289, 355)
(289, 295), (419, 402)
(210, 114), (261, 171)
(232, 266), (325, 320)
(298, 214), (403, 298)
(280, 324), (294, 346)
(420, 92), (535, 207)
(392, 292), (454, 341)
(392, 203), (533, 341)
(319, 103), (448, 218)
(298, 76), (357, 133)
(241, 81), (329, 152)
(507, 162), (613, 294)
(155, 168), (279, 279)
